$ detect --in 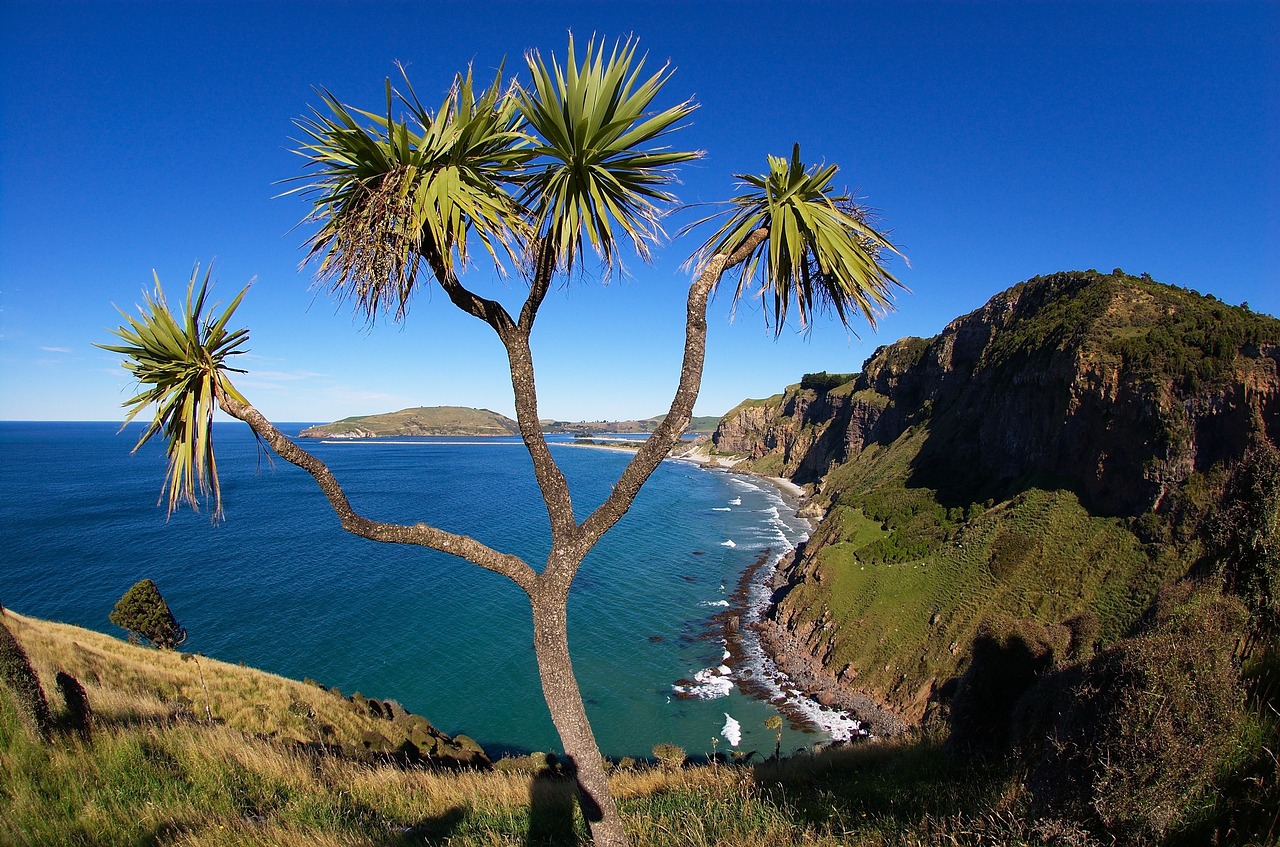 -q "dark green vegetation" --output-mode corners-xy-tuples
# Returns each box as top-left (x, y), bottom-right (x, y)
(109, 578), (187, 650)
(0, 619), (53, 739)
(715, 270), (1280, 844)
(799, 371), (856, 392)
(298, 406), (521, 438)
